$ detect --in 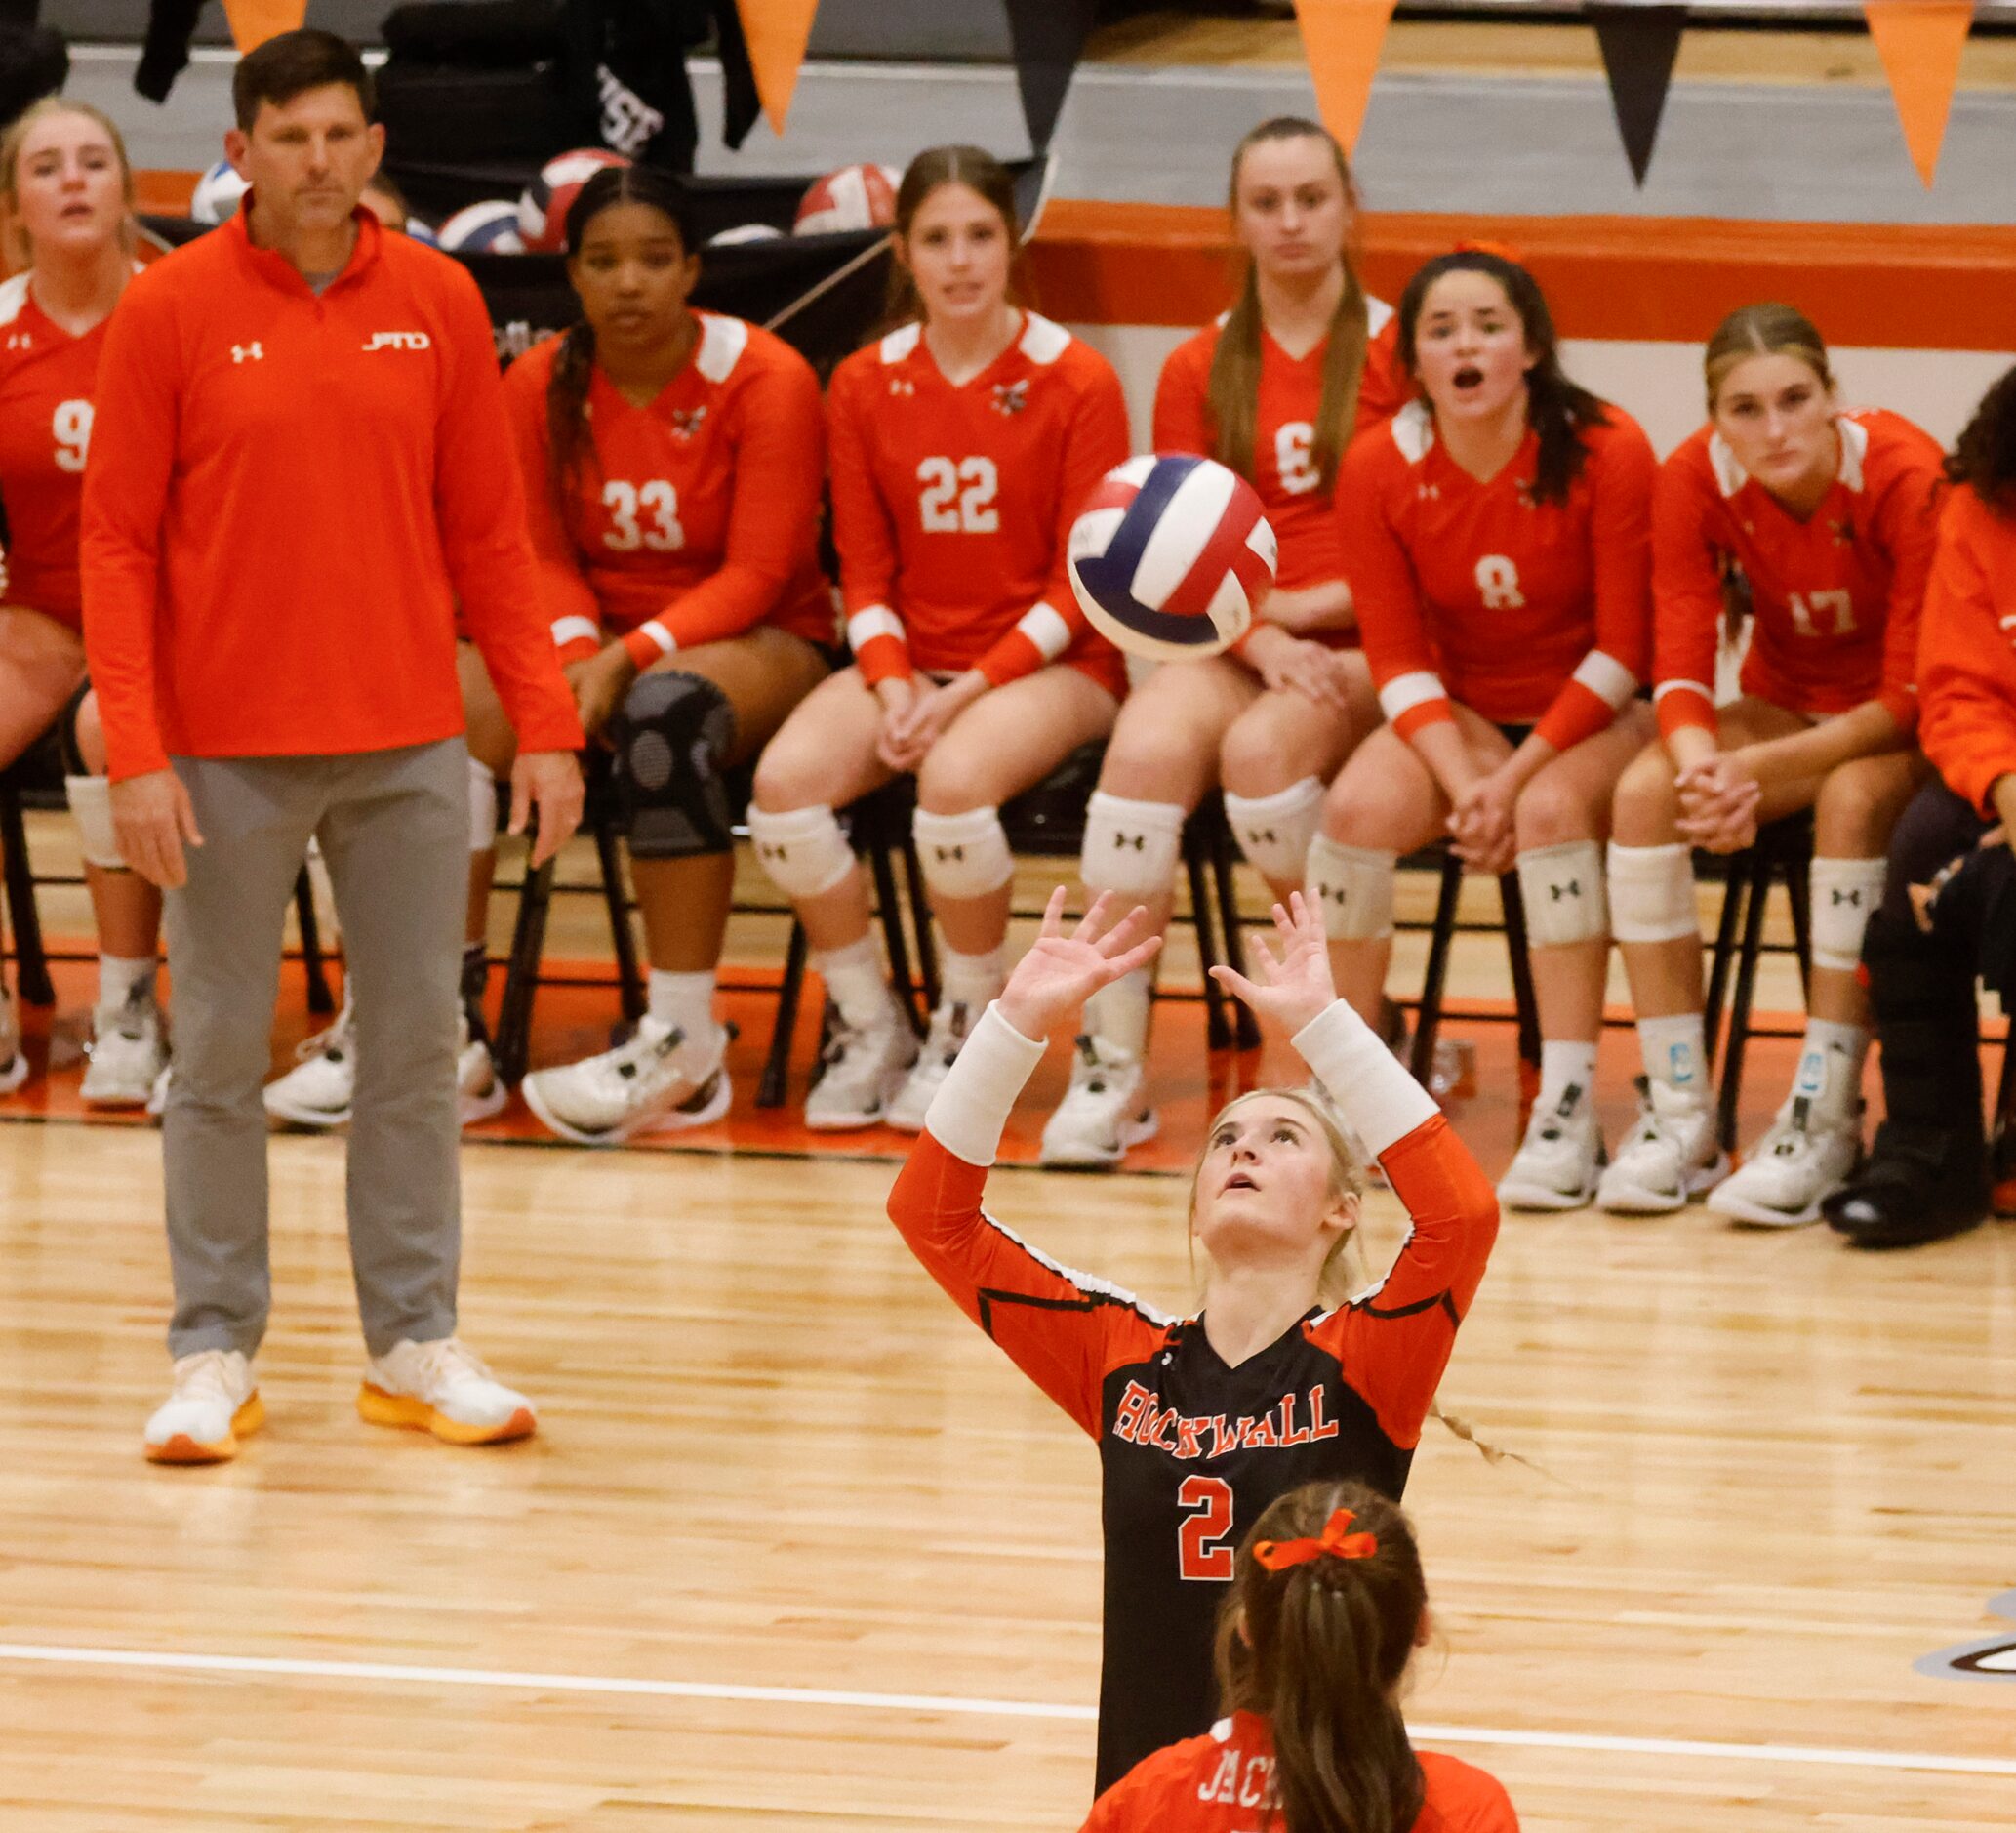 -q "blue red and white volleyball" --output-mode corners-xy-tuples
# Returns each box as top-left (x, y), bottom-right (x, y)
(437, 200), (528, 254)
(1067, 455), (1277, 661)
(518, 148), (631, 252)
